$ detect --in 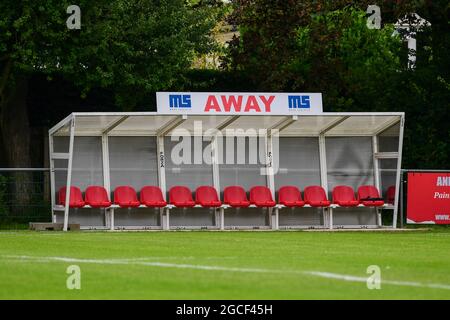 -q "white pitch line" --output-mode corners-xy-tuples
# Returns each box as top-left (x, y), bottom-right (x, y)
(1, 255), (270, 273)
(2, 255), (450, 291)
(304, 271), (450, 291)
